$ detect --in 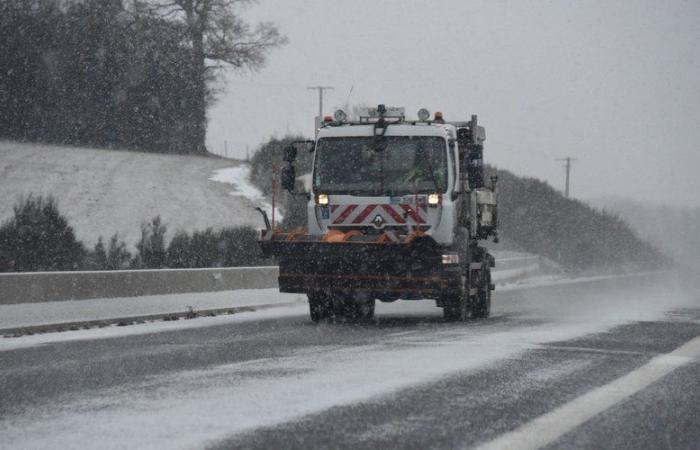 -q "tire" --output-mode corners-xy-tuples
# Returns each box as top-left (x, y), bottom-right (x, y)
(443, 294), (470, 321)
(355, 296), (375, 320)
(308, 292), (332, 322)
(443, 274), (470, 321)
(333, 293), (375, 322)
(472, 269), (491, 319)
